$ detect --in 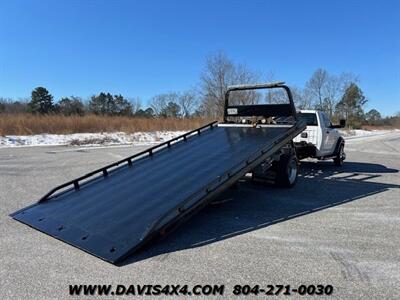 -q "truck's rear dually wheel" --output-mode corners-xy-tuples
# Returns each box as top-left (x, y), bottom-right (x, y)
(276, 154), (298, 188)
